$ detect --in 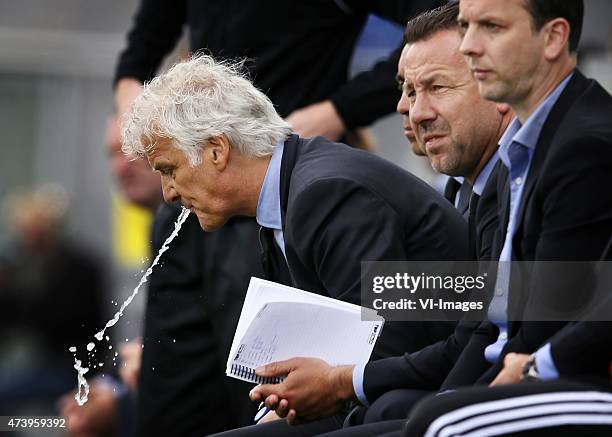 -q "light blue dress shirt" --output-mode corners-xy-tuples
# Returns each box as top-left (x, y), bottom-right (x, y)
(534, 342), (560, 380)
(352, 152), (500, 406)
(473, 151), (499, 197)
(484, 73), (573, 363)
(255, 141), (287, 259)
